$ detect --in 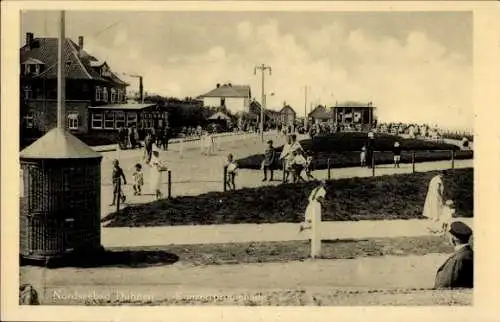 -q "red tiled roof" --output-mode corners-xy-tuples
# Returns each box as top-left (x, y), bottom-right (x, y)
(20, 37), (128, 86)
(198, 84), (251, 98)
